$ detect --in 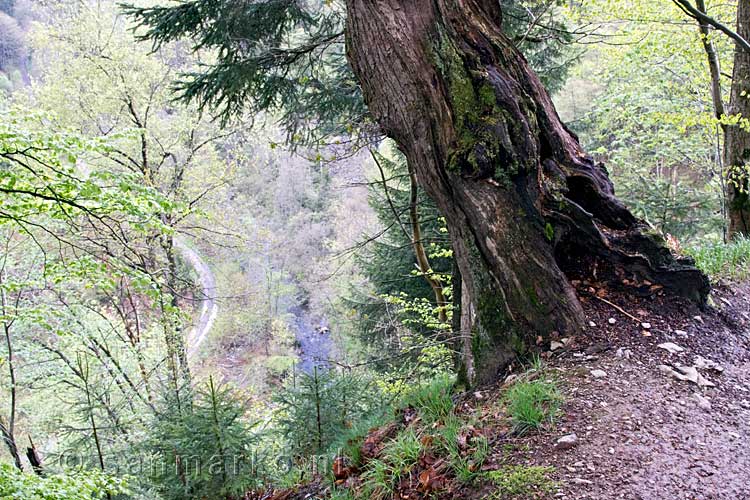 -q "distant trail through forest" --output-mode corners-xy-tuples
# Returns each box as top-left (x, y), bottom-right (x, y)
(175, 238), (218, 359)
